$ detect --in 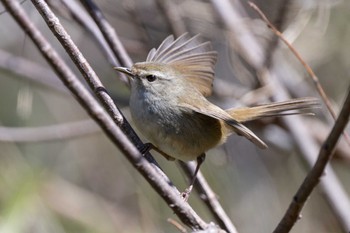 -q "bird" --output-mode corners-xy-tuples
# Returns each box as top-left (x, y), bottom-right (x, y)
(114, 33), (318, 198)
